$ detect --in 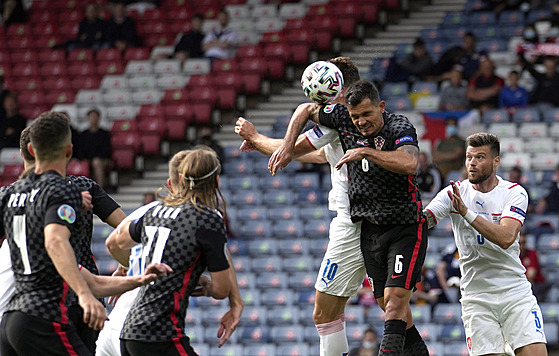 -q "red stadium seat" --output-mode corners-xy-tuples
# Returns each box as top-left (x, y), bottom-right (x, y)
(17, 90), (47, 106)
(289, 43), (310, 64)
(143, 33), (175, 47)
(38, 49), (67, 63)
(57, 22), (79, 40)
(34, 35), (61, 49)
(7, 24), (31, 36)
(238, 57), (267, 77)
(111, 131), (141, 152)
(165, 7), (190, 21)
(241, 73), (261, 95)
(261, 32), (287, 44)
(141, 133), (161, 155)
(138, 105), (164, 118)
(12, 63), (40, 77)
(71, 75), (100, 90)
(124, 47), (151, 61)
(32, 23), (57, 35)
(214, 72), (243, 92)
(96, 48), (122, 61)
(46, 90), (76, 105)
(57, 9), (82, 23)
(40, 62), (68, 77)
(66, 160), (90, 177)
(68, 48), (95, 62)
(188, 74), (214, 88)
(187, 86), (216, 106)
(263, 42), (290, 63)
(13, 77), (42, 91)
(29, 9), (57, 22)
(138, 20), (169, 35)
(161, 88), (188, 104)
(112, 148), (135, 170)
(284, 18), (305, 30)
(211, 59), (238, 73)
(10, 50), (37, 63)
(138, 115), (166, 137)
(217, 86), (237, 109)
(165, 118), (188, 140)
(142, 8), (165, 20)
(191, 103), (212, 124)
(286, 28), (314, 47)
(163, 103), (194, 122)
(7, 36), (34, 50)
(236, 45), (263, 59)
(43, 77), (72, 90)
(68, 62), (97, 76)
(307, 4), (328, 17)
(19, 105), (49, 120)
(2, 164), (25, 178)
(96, 60), (125, 76)
(111, 119), (138, 133)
